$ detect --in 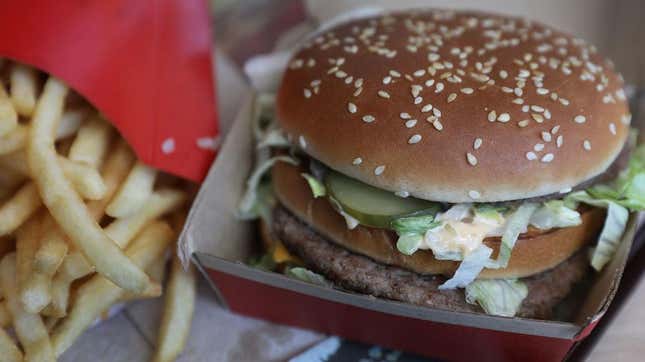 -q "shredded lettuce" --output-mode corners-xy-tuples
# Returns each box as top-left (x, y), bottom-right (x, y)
(465, 279), (528, 317)
(439, 245), (493, 290)
(238, 156), (298, 219)
(493, 203), (539, 268)
(474, 204), (508, 222)
(529, 200), (582, 230)
(391, 215), (441, 255)
(301, 173), (327, 198)
(567, 192), (629, 271)
(257, 129), (290, 149)
(286, 267), (330, 286)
